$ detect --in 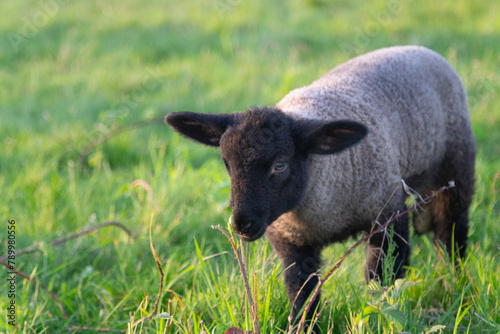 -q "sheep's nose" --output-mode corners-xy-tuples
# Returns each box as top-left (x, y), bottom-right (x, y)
(240, 222), (253, 235)
(233, 215), (255, 235)
(231, 207), (269, 241)
(232, 213), (265, 241)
